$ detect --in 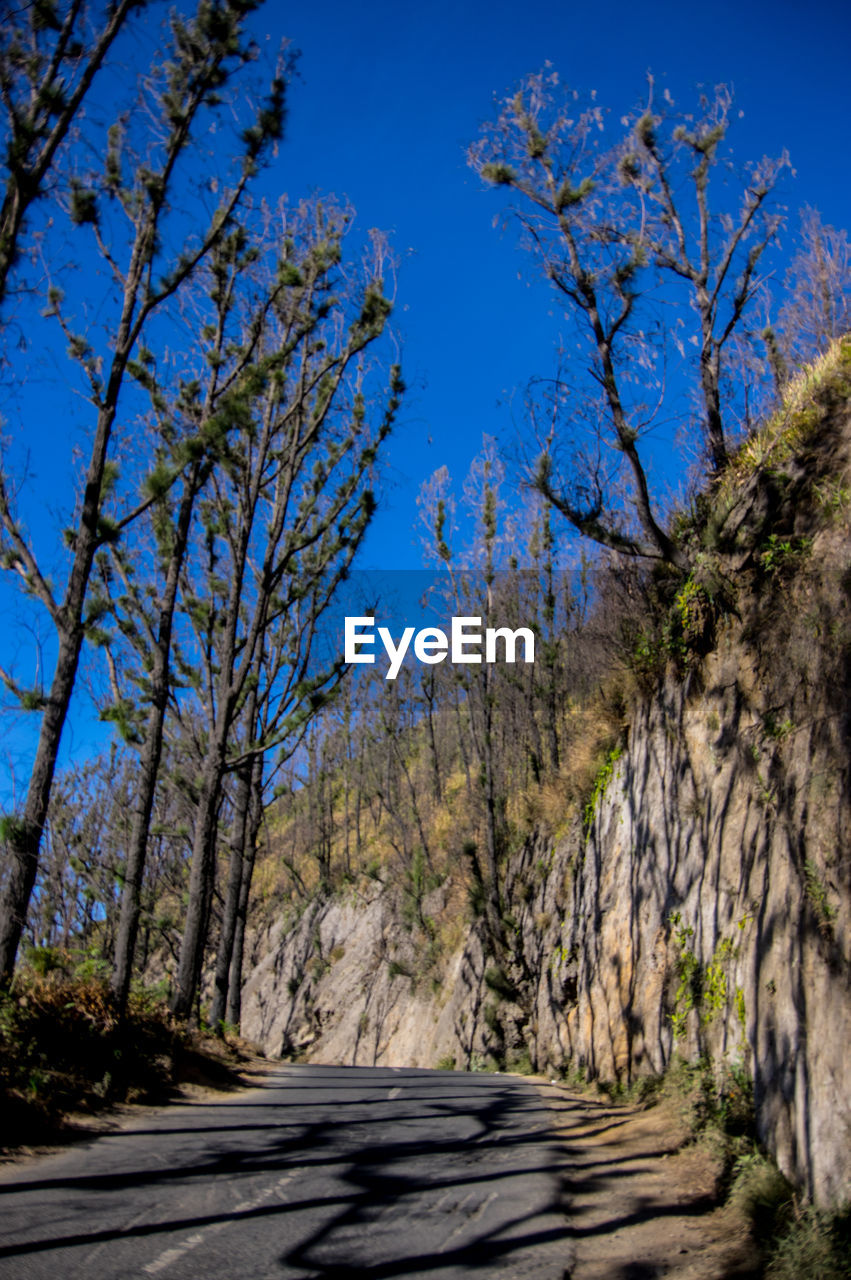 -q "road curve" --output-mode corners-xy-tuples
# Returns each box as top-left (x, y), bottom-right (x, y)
(0, 1064), (574, 1279)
